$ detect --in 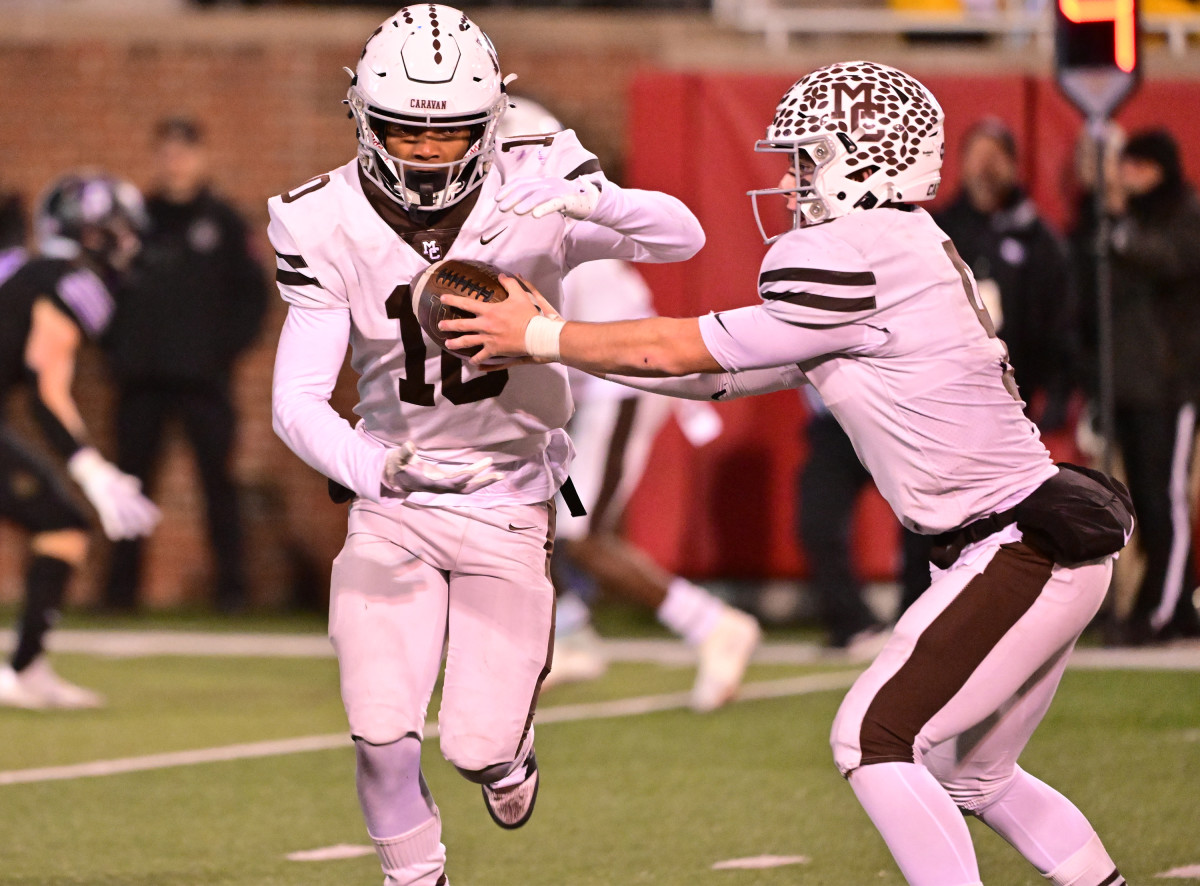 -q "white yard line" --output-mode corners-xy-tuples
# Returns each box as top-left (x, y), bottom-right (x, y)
(0, 630), (1196, 787)
(8, 629), (1199, 669)
(0, 671), (861, 787)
